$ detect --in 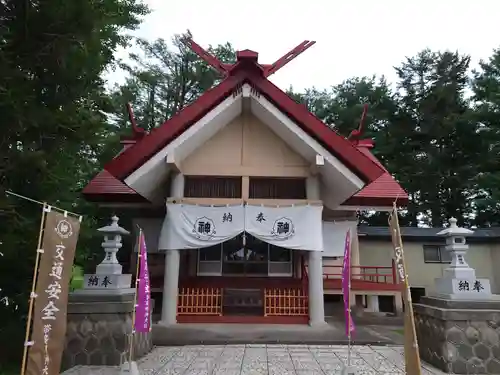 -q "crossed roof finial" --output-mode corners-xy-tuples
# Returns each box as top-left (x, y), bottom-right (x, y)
(184, 39), (316, 78)
(125, 39), (317, 137)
